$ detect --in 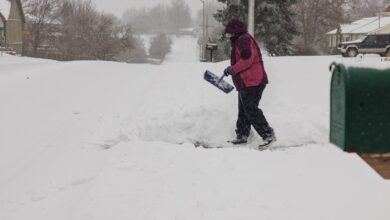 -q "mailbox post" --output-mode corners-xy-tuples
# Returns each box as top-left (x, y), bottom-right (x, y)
(206, 43), (218, 62)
